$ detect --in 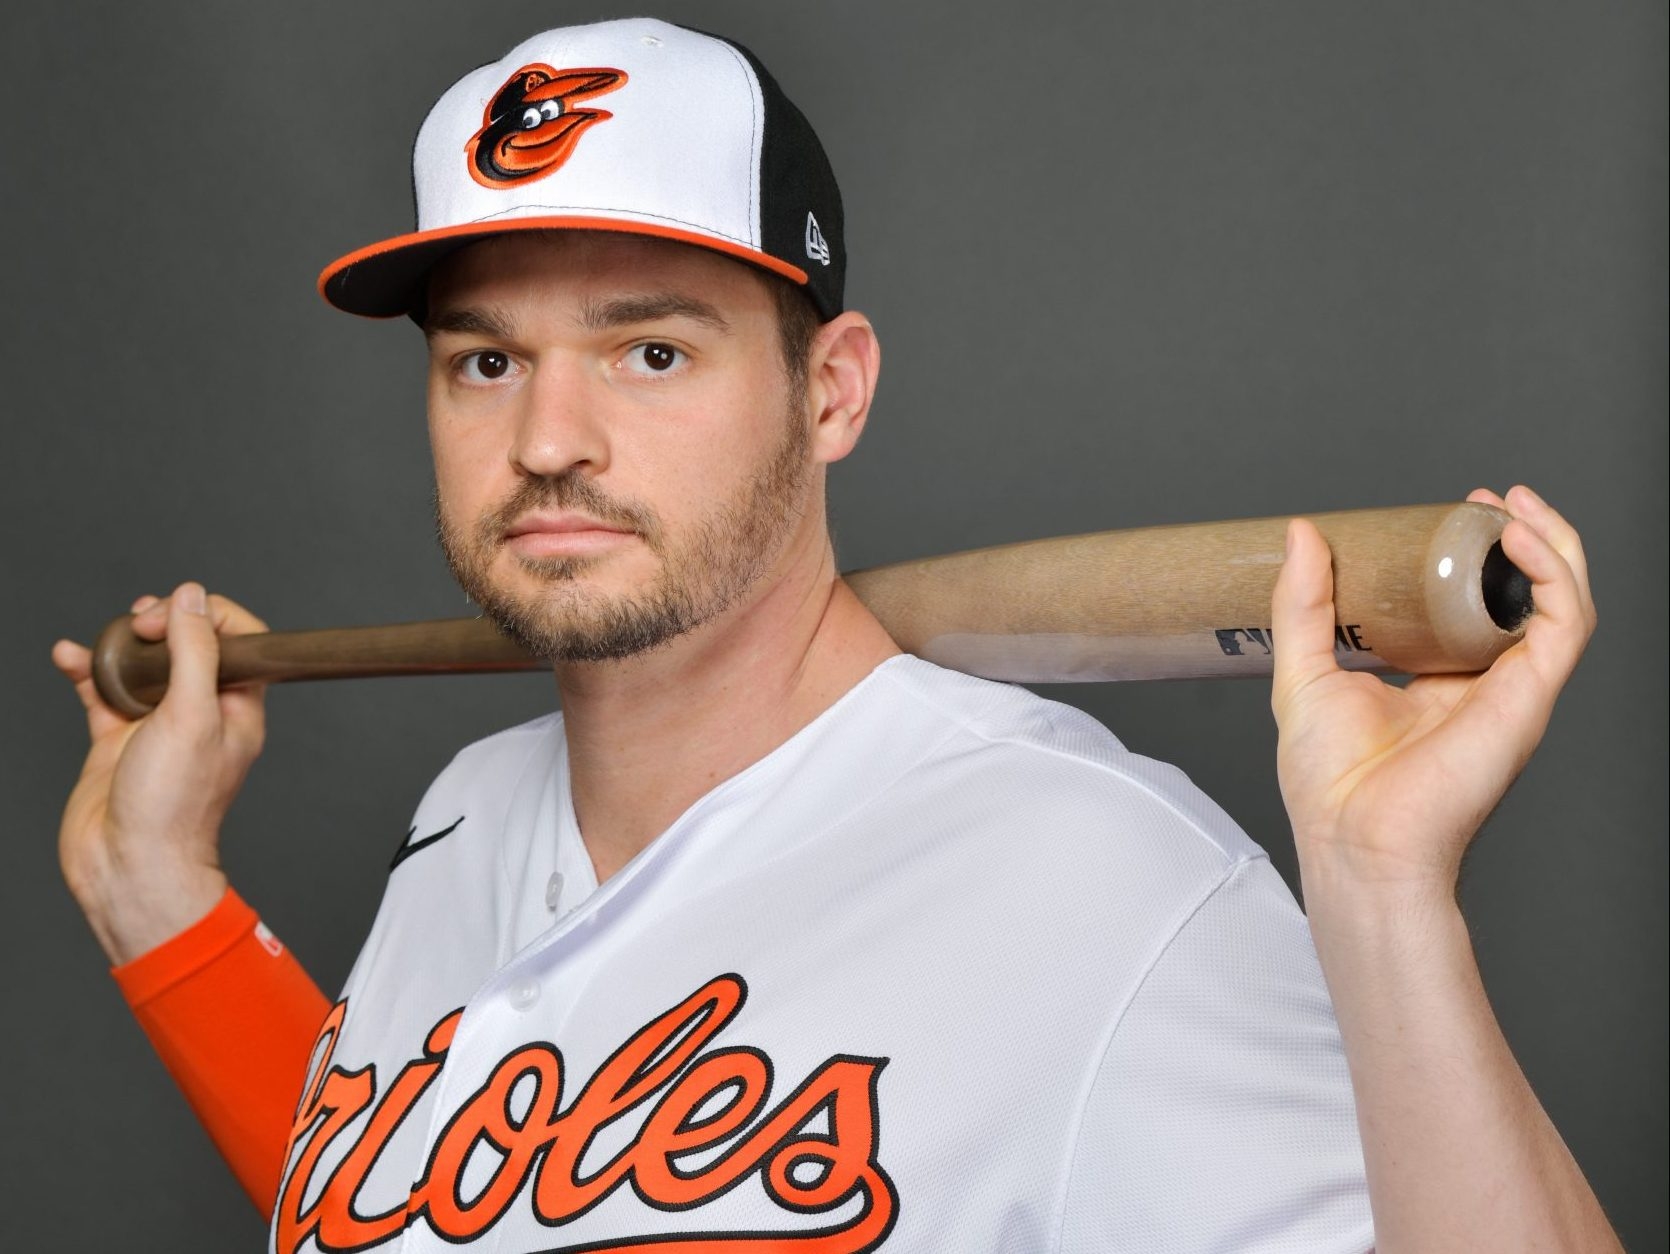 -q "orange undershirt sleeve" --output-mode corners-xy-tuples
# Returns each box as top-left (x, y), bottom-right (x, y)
(111, 887), (332, 1221)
